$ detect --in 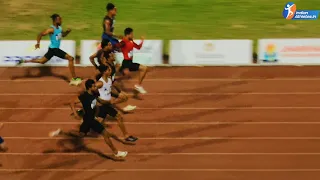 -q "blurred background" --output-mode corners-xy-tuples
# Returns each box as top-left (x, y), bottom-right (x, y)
(1, 0), (320, 63)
